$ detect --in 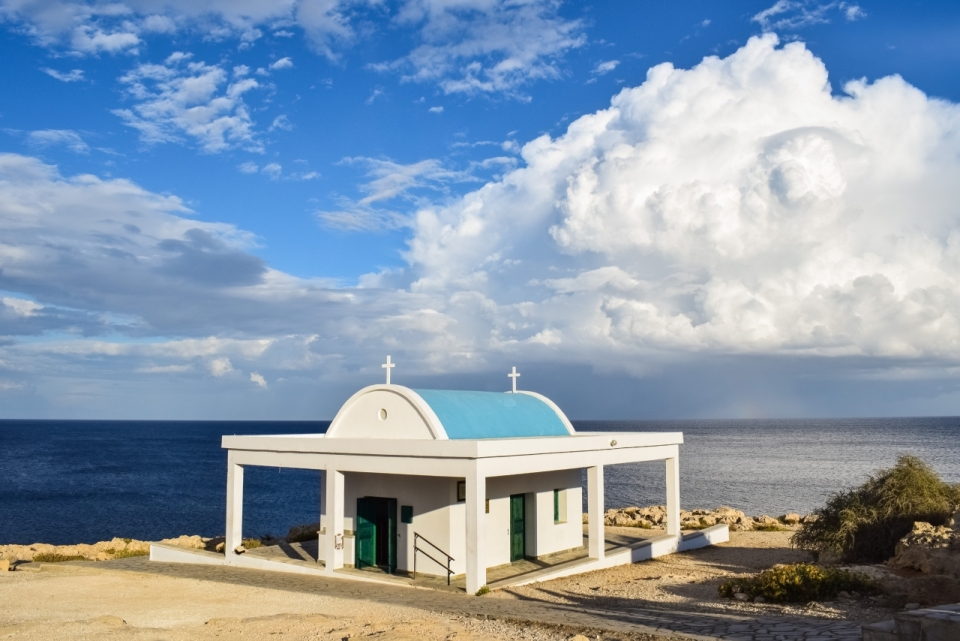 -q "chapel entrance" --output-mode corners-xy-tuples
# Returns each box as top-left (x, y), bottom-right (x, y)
(509, 494), (526, 562)
(355, 496), (397, 573)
